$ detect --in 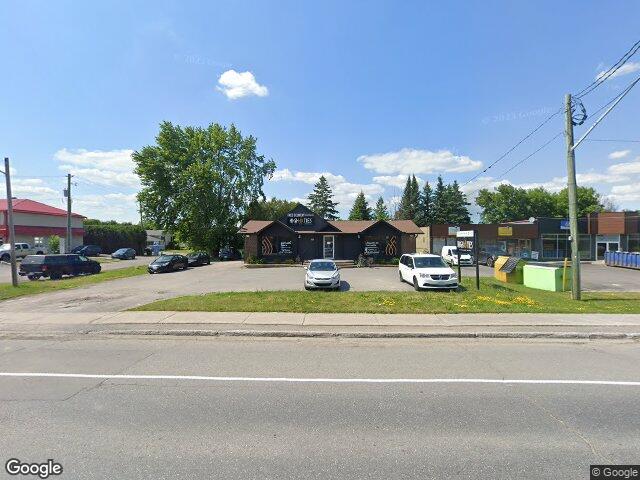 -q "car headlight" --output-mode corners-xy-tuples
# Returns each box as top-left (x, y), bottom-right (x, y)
(332, 271), (339, 278)
(450, 273), (458, 279)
